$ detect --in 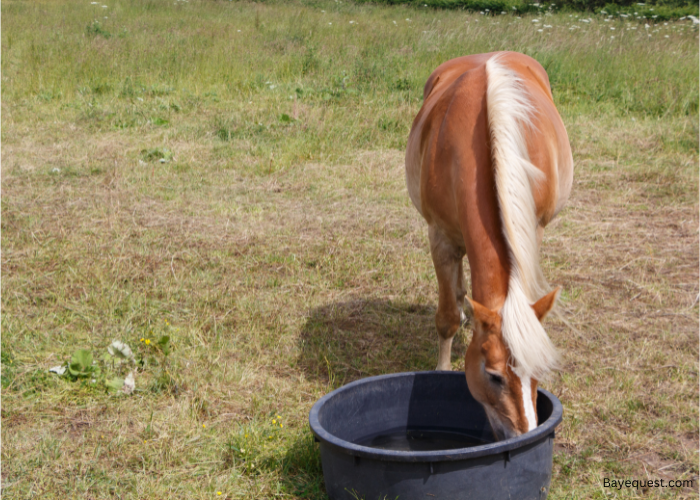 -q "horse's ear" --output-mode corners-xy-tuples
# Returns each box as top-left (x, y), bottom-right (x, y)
(465, 297), (499, 328)
(531, 287), (561, 322)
